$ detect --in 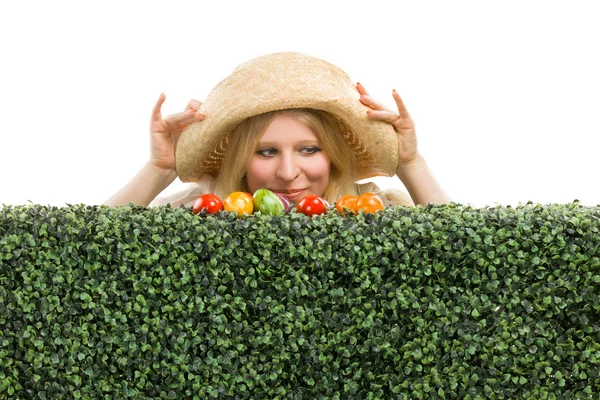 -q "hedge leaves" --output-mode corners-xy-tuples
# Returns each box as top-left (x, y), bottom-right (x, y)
(0, 203), (599, 398)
